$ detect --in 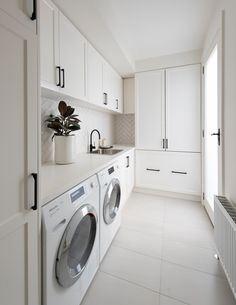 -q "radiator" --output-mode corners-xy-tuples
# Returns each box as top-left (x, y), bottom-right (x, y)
(214, 196), (236, 299)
